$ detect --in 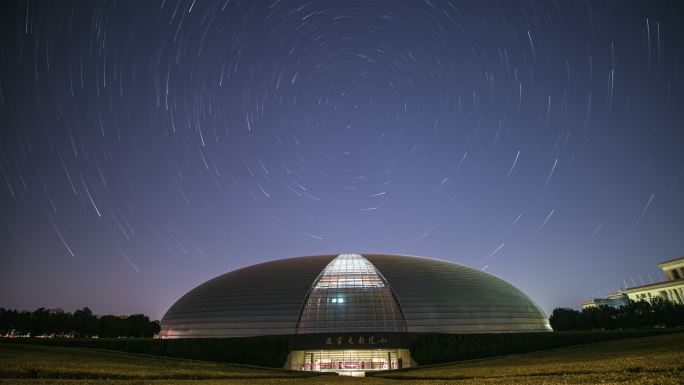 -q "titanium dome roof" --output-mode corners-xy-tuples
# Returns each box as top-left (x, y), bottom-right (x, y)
(160, 253), (551, 337)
